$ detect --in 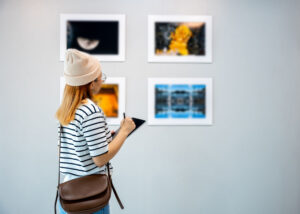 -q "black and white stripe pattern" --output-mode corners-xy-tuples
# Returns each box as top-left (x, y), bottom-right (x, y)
(59, 99), (113, 179)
